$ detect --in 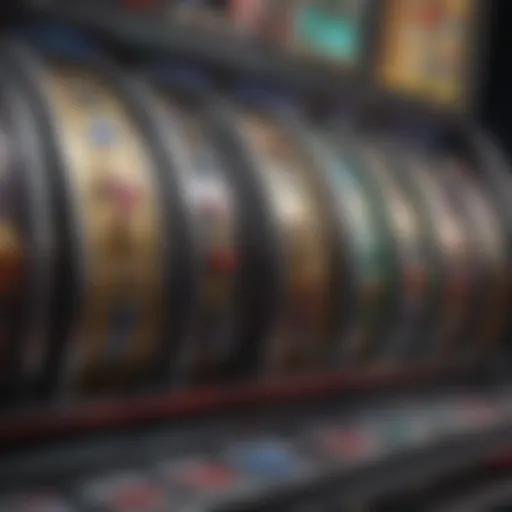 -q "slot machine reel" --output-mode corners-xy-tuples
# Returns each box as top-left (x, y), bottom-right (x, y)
(0, 123), (24, 402)
(285, 125), (390, 367)
(121, 70), (243, 385)
(376, 147), (447, 364)
(213, 97), (334, 377)
(361, 142), (438, 364)
(389, 149), (475, 366)
(0, 73), (54, 406)
(320, 133), (431, 366)
(1, 28), (173, 400)
(442, 159), (509, 366)
(456, 131), (512, 368)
